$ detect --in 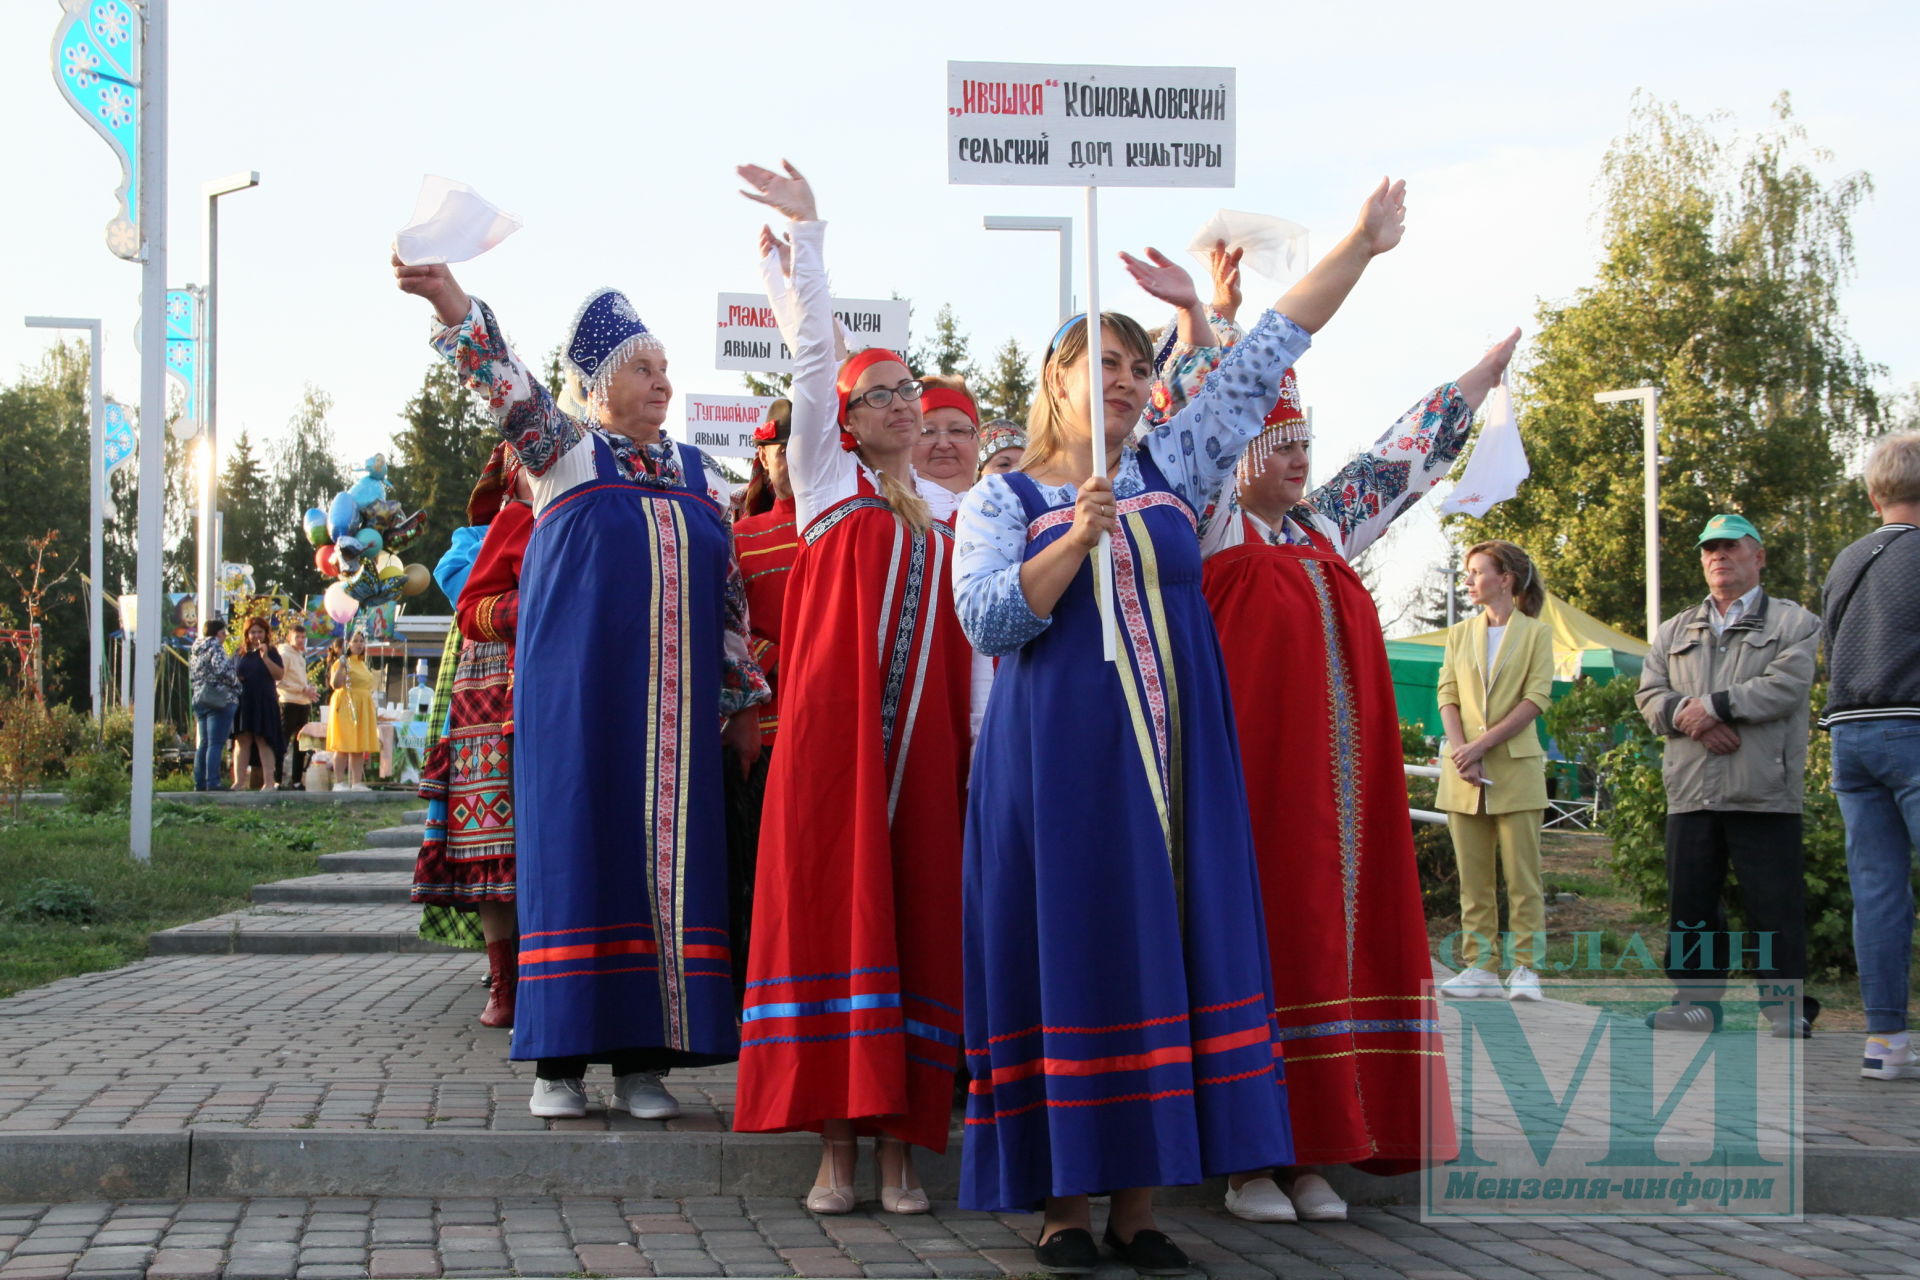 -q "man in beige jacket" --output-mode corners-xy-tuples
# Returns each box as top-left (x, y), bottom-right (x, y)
(1635, 514), (1821, 1037)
